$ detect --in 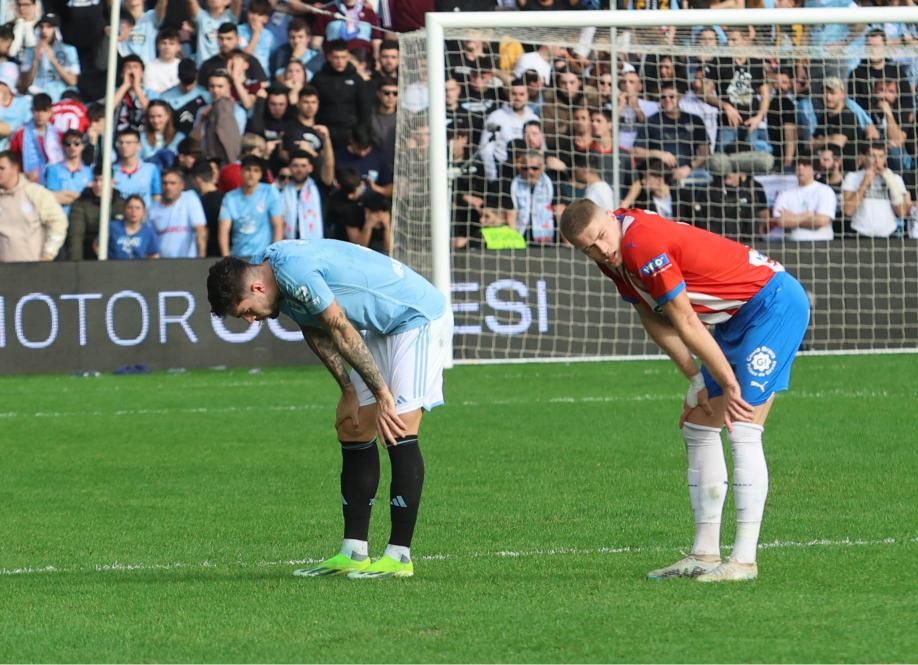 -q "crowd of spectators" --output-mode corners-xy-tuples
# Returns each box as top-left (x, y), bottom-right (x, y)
(0, 0), (916, 263)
